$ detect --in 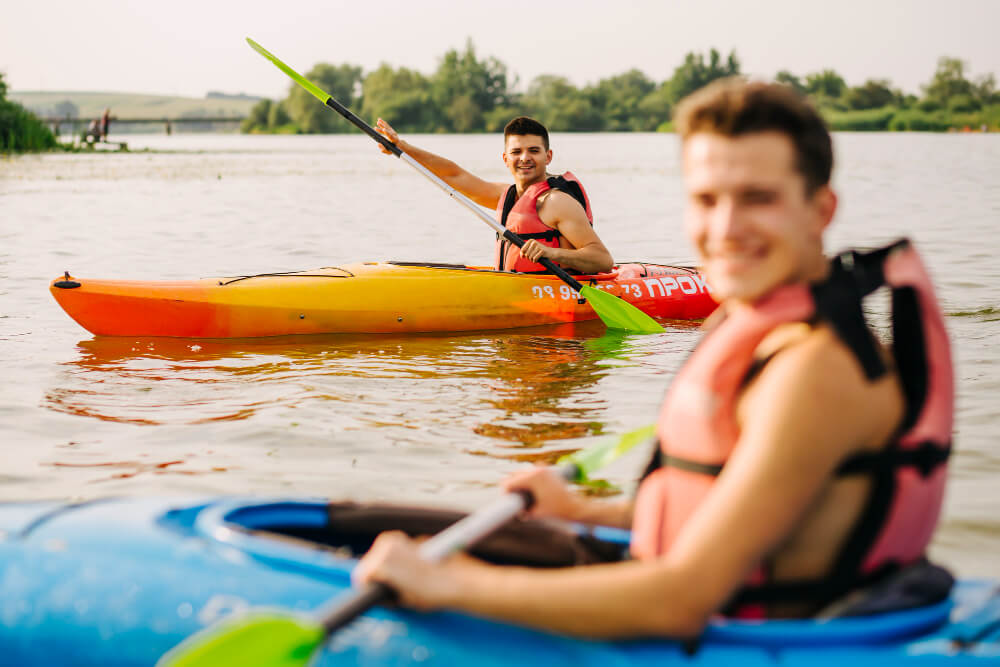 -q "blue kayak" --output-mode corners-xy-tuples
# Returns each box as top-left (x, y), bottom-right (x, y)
(0, 497), (997, 665)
